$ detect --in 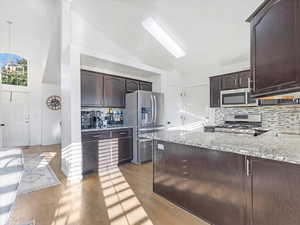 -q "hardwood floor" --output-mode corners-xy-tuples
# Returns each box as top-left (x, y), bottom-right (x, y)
(9, 145), (209, 225)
